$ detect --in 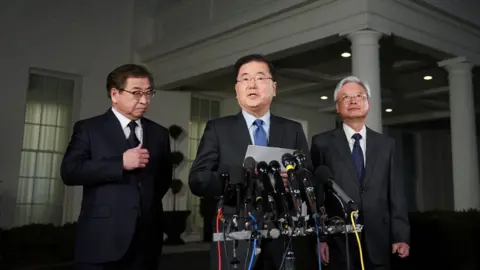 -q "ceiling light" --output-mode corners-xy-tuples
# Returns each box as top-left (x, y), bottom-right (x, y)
(341, 52), (351, 58)
(423, 75), (433, 80)
(320, 96), (328, 100)
(385, 108), (393, 113)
